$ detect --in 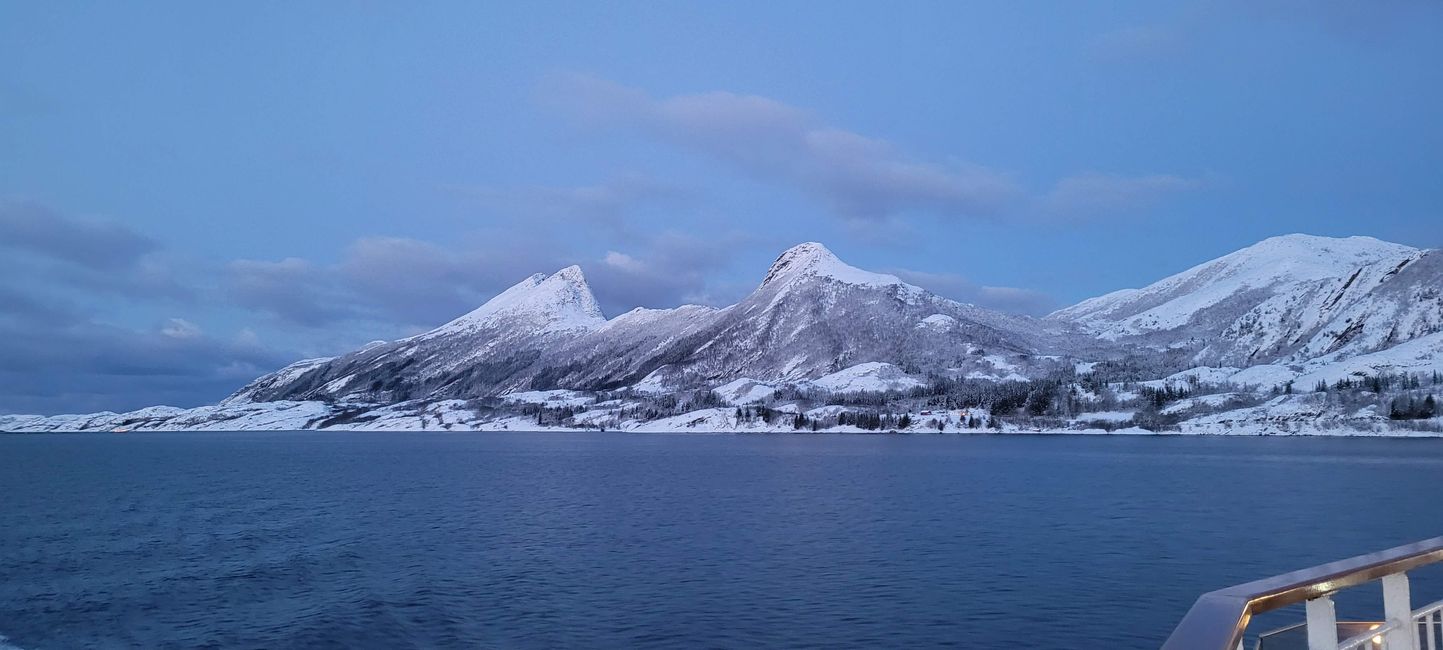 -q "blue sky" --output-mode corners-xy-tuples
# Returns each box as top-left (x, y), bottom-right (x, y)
(2, 1), (1440, 414)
